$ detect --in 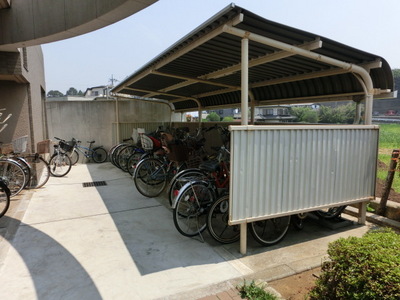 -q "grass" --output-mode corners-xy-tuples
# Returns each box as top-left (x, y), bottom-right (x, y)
(377, 123), (400, 193)
(237, 280), (279, 300)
